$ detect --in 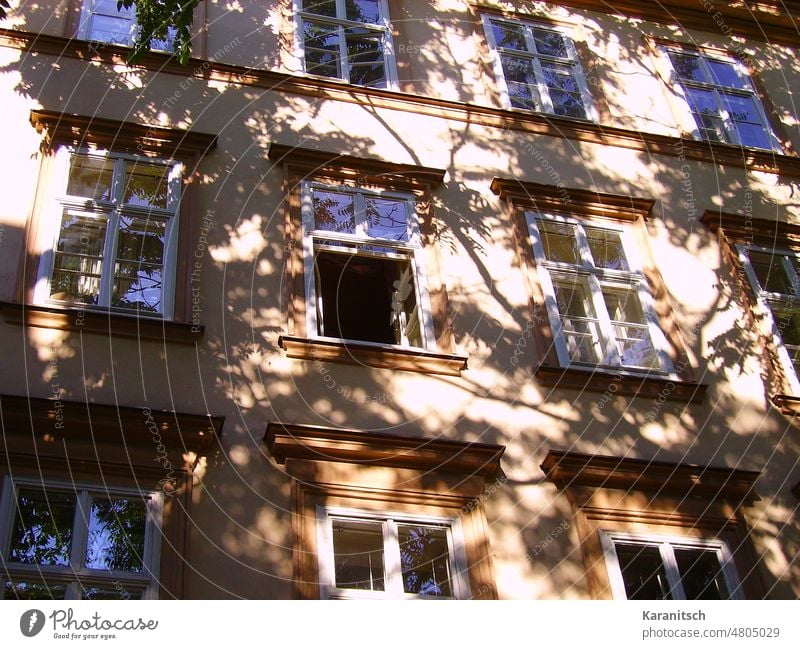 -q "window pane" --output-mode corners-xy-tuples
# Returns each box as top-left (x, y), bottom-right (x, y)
(82, 585), (143, 600)
(532, 28), (568, 58)
(8, 489), (76, 567)
(748, 250), (796, 295)
(302, 0), (336, 17)
(313, 190), (355, 234)
(615, 544), (672, 600)
(123, 162), (170, 209)
(669, 52), (707, 83)
(585, 228), (629, 271)
(707, 60), (746, 89)
(332, 519), (385, 591)
(541, 62), (586, 119)
(345, 27), (384, 65)
(304, 20), (341, 78)
(67, 155), (114, 201)
(84, 496), (147, 573)
(538, 221), (579, 264)
(602, 288), (659, 369)
(491, 20), (528, 51)
(685, 88), (727, 143)
(4, 580), (67, 600)
(50, 211), (108, 304)
(552, 279), (602, 364)
(675, 548), (728, 599)
(365, 197), (408, 241)
(88, 14), (133, 44)
(346, 0), (381, 24)
(501, 55), (540, 110)
(390, 263), (421, 347)
(113, 215), (166, 313)
(398, 525), (453, 597)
